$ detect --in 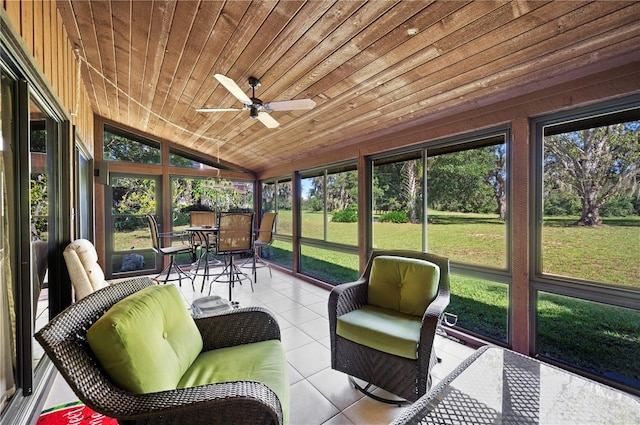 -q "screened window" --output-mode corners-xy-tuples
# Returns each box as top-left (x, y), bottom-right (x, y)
(539, 109), (639, 289)
(260, 178), (293, 269)
(103, 125), (161, 164)
(169, 148), (219, 170)
(533, 100), (640, 393)
(372, 153), (423, 251)
(299, 164), (358, 284)
(537, 292), (639, 390)
(301, 166), (358, 246)
(108, 175), (158, 275)
(427, 141), (507, 270)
